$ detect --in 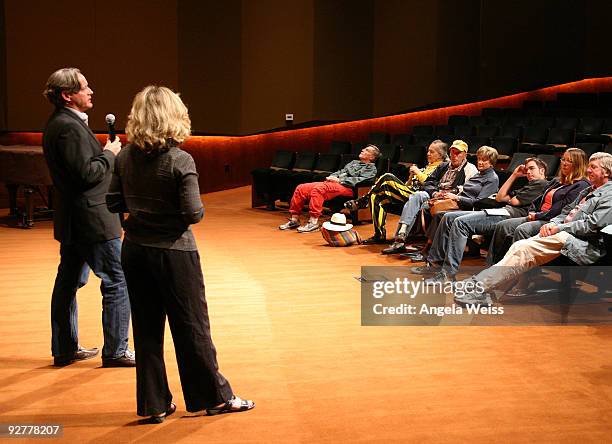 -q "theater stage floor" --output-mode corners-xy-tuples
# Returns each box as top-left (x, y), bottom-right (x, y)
(0, 186), (611, 443)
